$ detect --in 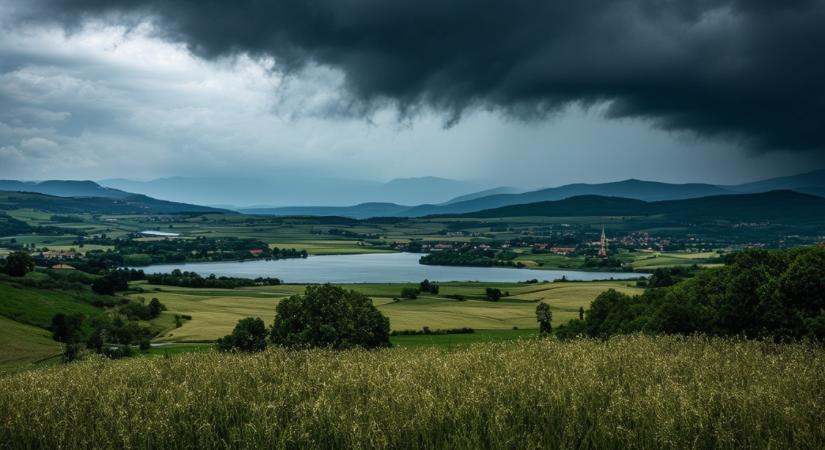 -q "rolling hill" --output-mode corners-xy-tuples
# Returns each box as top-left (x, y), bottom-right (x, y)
(447, 190), (825, 224)
(0, 191), (230, 215)
(240, 202), (412, 219)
